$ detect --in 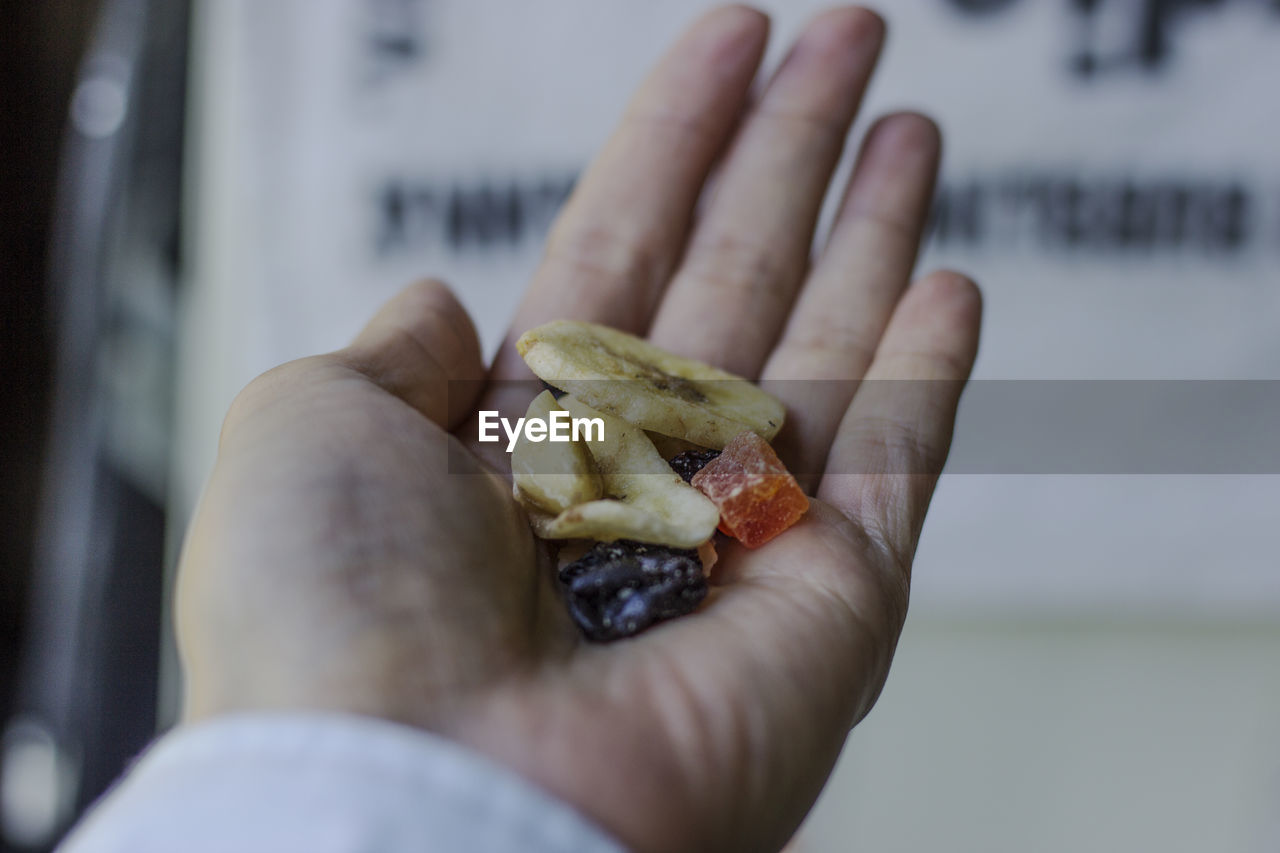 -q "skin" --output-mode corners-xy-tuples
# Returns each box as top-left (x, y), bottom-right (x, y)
(176, 6), (983, 852)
